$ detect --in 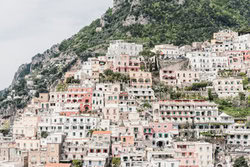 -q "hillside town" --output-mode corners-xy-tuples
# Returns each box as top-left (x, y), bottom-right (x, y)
(0, 29), (250, 167)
